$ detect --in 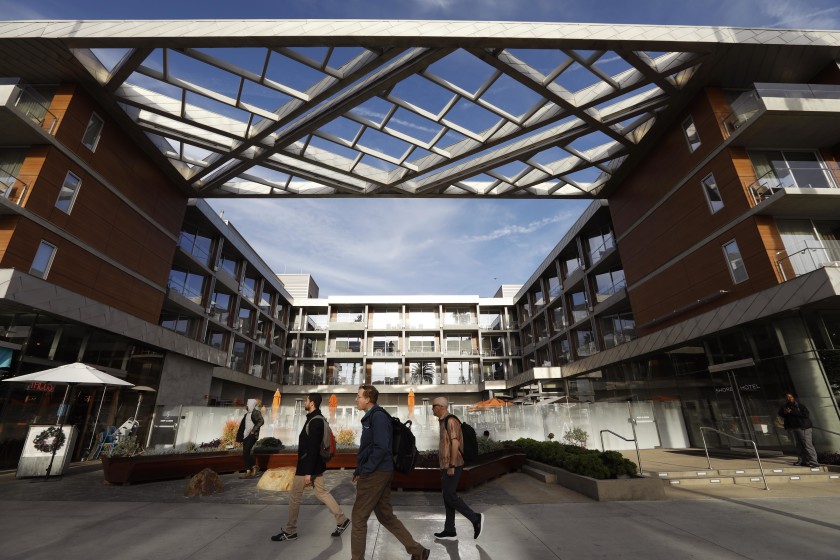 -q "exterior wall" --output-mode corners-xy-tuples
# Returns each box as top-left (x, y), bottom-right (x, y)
(157, 352), (215, 407)
(611, 89), (780, 334)
(1, 84), (188, 323)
